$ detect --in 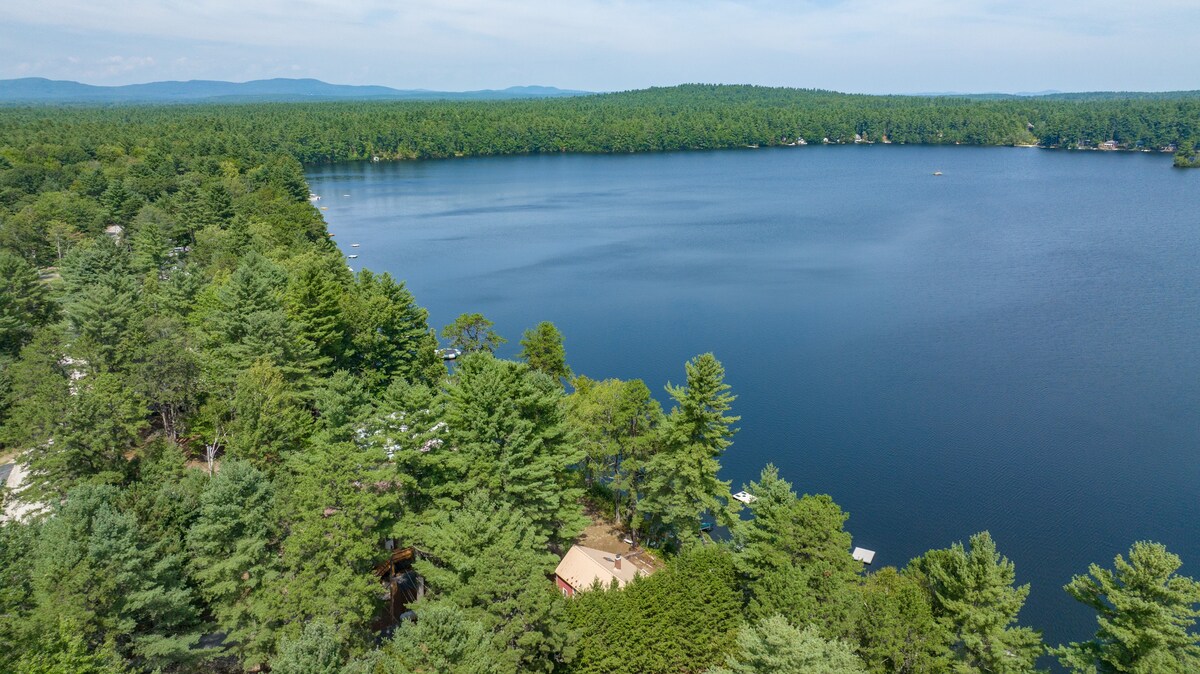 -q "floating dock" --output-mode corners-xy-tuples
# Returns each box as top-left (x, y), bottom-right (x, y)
(732, 491), (757, 505)
(852, 547), (876, 565)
